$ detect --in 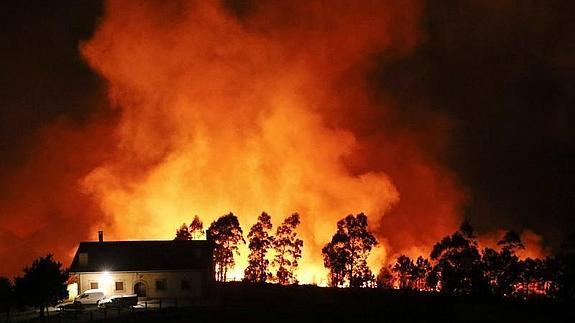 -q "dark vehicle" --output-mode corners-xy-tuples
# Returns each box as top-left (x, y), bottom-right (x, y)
(55, 301), (84, 312)
(97, 294), (138, 309)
